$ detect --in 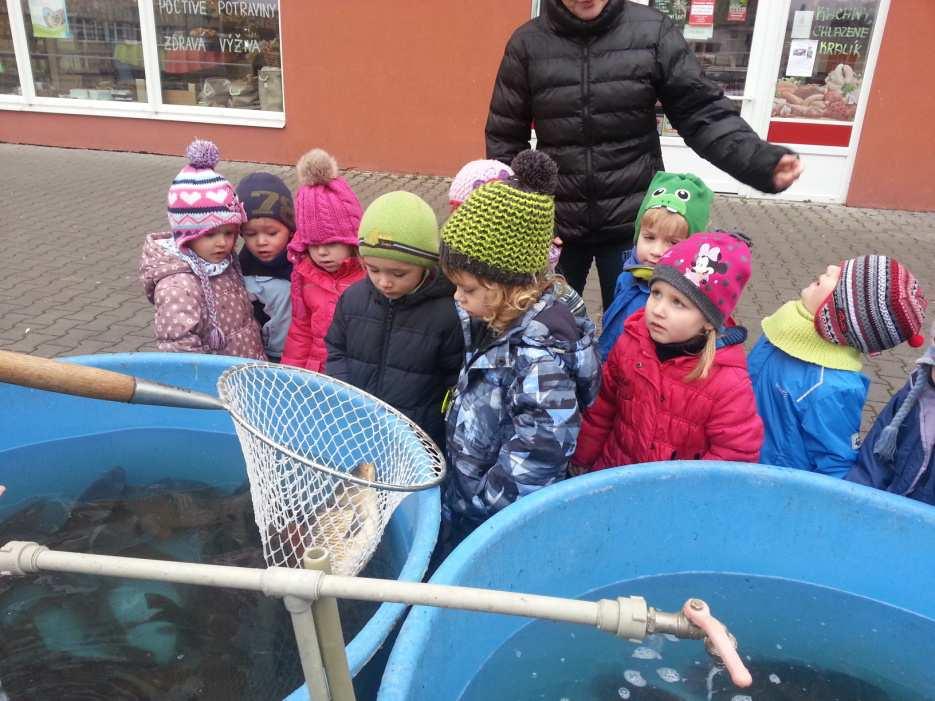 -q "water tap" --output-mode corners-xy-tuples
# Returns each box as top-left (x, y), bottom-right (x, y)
(649, 598), (752, 688)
